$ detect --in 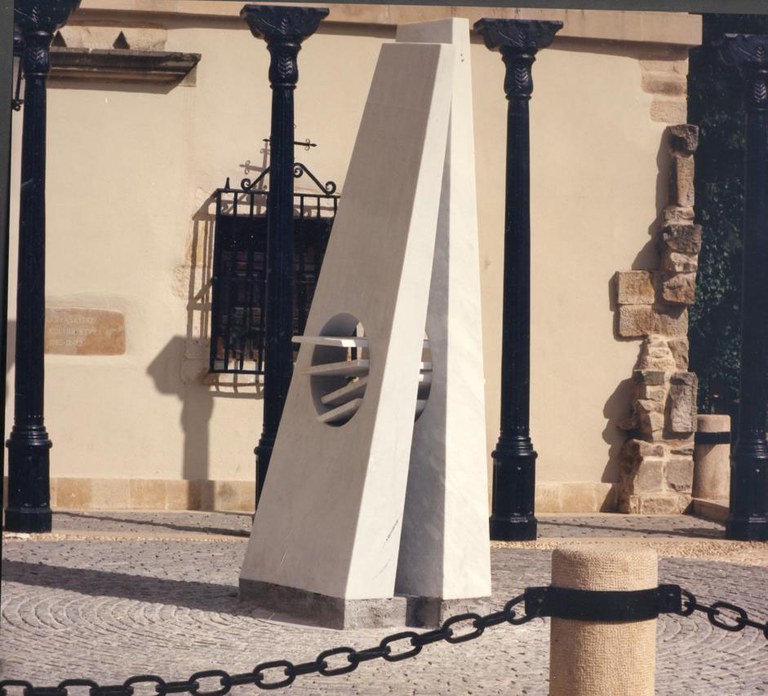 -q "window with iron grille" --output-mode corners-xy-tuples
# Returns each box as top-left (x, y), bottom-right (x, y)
(209, 163), (339, 375)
